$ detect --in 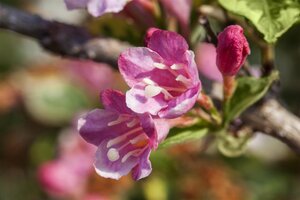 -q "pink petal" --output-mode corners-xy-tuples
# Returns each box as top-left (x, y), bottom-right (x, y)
(78, 109), (121, 146)
(184, 50), (201, 85)
(87, 0), (128, 17)
(118, 47), (164, 87)
(145, 27), (160, 46)
(153, 119), (170, 143)
(94, 140), (139, 180)
(131, 148), (152, 180)
(38, 160), (86, 197)
(158, 85), (200, 118)
(147, 29), (189, 64)
(101, 89), (133, 114)
(125, 84), (168, 116)
(139, 113), (158, 148)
